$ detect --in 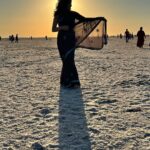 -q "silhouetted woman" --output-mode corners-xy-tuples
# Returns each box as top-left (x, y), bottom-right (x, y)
(52, 0), (105, 88)
(137, 27), (146, 48)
